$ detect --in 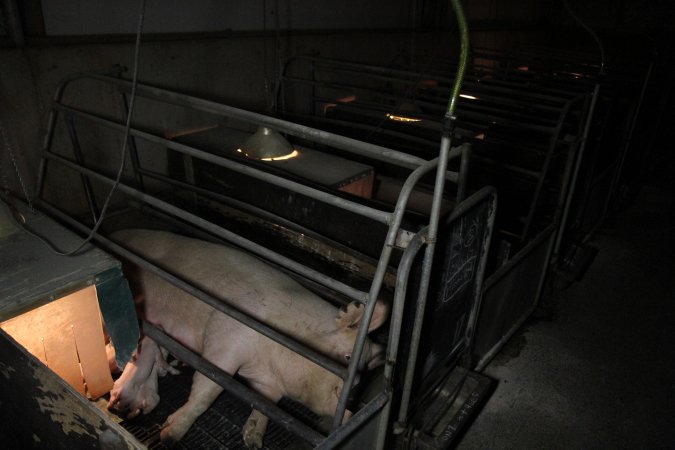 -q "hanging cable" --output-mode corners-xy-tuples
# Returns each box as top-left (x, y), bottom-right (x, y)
(8, 0), (147, 256)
